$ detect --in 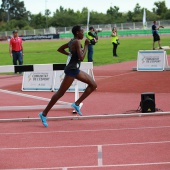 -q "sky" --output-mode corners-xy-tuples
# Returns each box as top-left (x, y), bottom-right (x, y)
(1, 0), (170, 15)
